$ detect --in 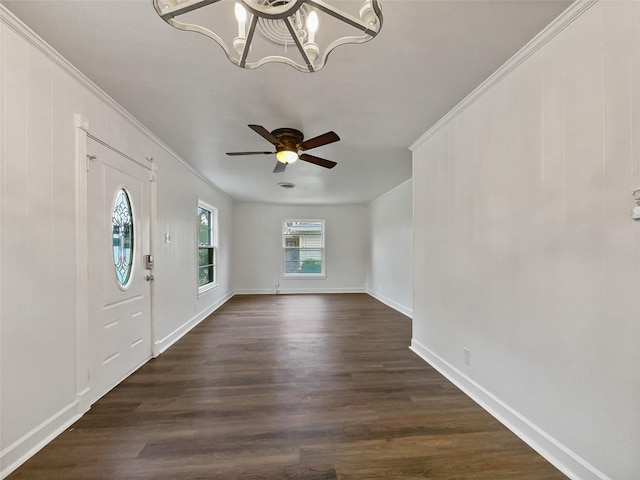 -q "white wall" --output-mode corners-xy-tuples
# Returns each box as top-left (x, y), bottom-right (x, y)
(410, 2), (639, 479)
(0, 8), (233, 476)
(233, 203), (368, 293)
(152, 153), (234, 354)
(367, 180), (412, 317)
